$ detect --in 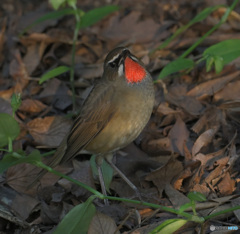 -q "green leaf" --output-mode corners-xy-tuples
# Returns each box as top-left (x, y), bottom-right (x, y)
(90, 155), (113, 193)
(50, 0), (66, 10)
(90, 155), (98, 178)
(0, 150), (42, 173)
(179, 202), (192, 213)
(0, 113), (20, 147)
(79, 5), (119, 29)
(39, 66), (71, 84)
(158, 58), (194, 79)
(191, 6), (222, 24)
(11, 93), (22, 115)
(50, 0), (76, 10)
(67, 0), (77, 9)
(0, 151), (23, 173)
(54, 196), (96, 234)
(214, 55), (224, 73)
(206, 55), (214, 72)
(27, 149), (43, 163)
(187, 191), (206, 202)
(150, 219), (188, 234)
(203, 39), (240, 66)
